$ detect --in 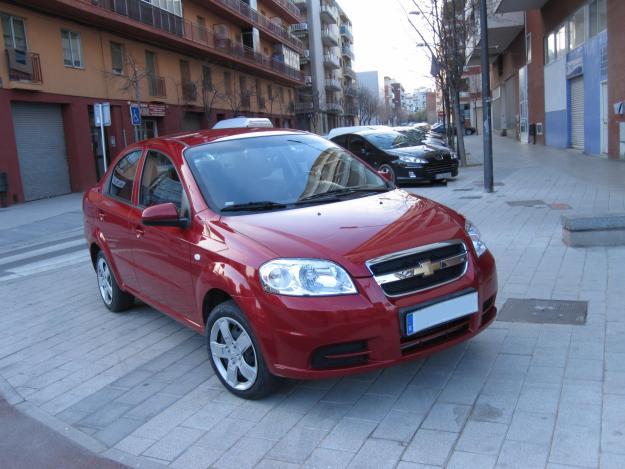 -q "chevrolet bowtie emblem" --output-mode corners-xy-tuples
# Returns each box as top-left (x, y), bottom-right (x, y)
(396, 260), (441, 279)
